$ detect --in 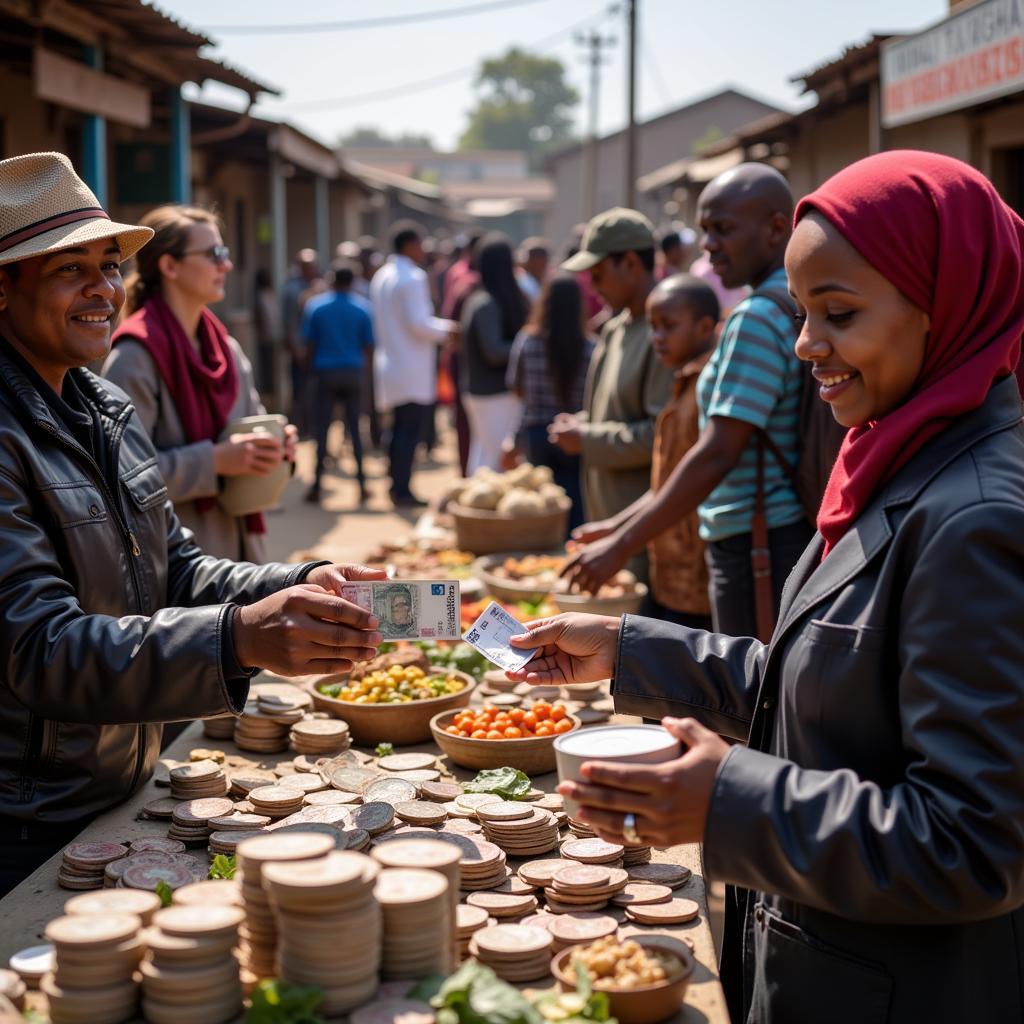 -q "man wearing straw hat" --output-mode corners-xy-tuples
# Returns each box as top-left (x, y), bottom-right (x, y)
(0, 153), (386, 895)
